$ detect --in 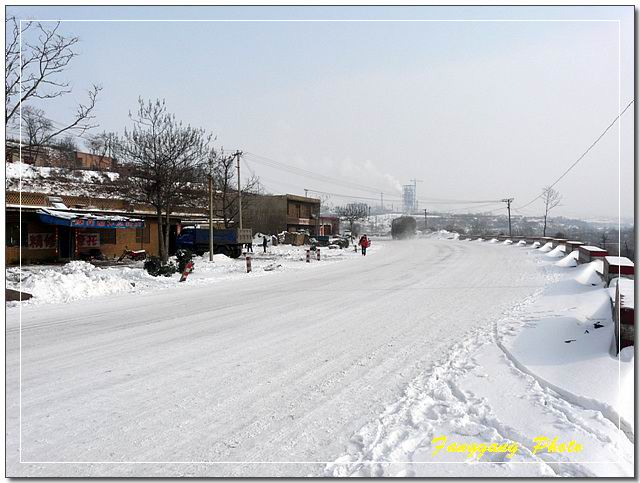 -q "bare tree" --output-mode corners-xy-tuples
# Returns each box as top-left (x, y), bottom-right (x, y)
(86, 130), (119, 166)
(52, 135), (78, 168)
(5, 17), (101, 140)
(116, 98), (211, 261)
(211, 148), (261, 228)
(336, 202), (369, 234)
(22, 105), (53, 161)
(541, 186), (562, 236)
